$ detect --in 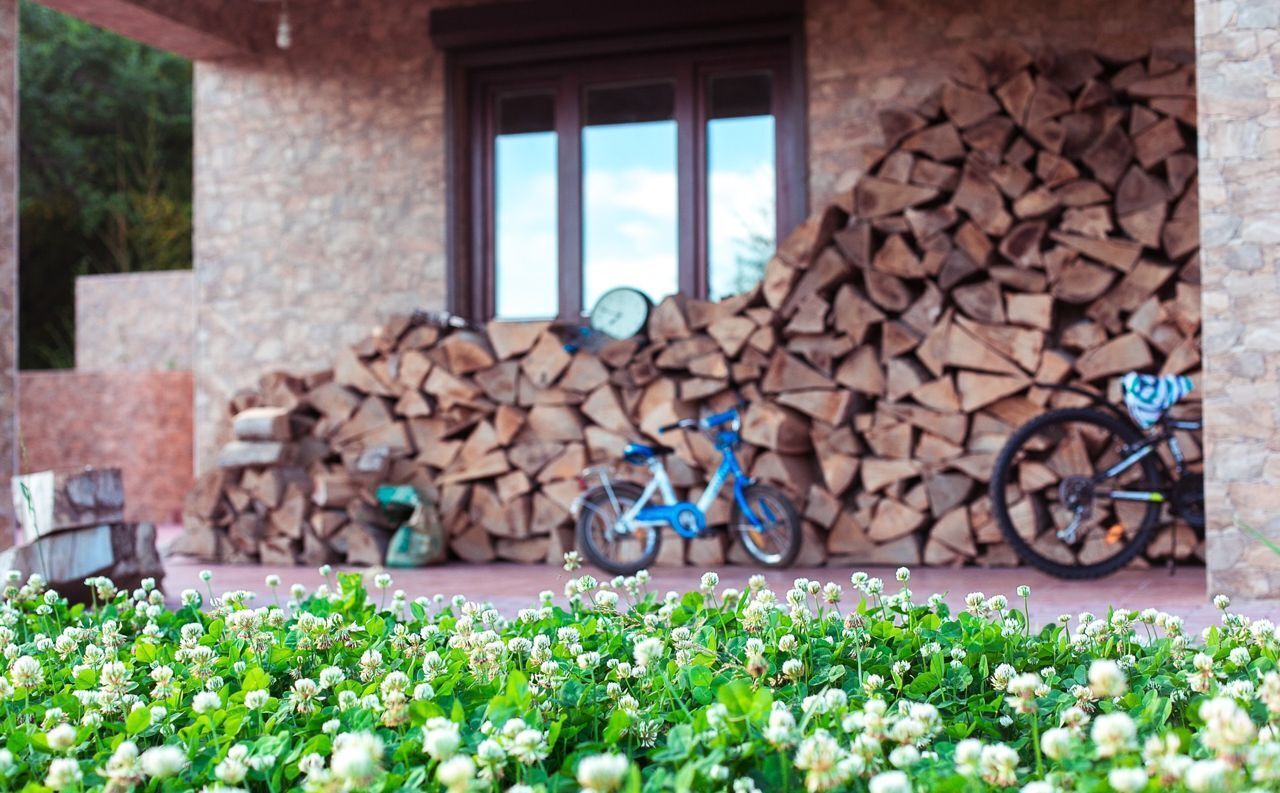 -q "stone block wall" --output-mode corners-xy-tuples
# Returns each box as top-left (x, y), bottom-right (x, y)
(1196, 0), (1280, 599)
(18, 370), (193, 524)
(0, 0), (15, 548)
(192, 0), (462, 470)
(76, 271), (194, 371)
